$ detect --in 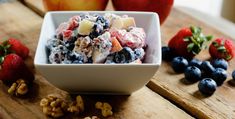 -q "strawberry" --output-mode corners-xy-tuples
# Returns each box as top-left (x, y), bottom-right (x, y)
(168, 26), (212, 58)
(209, 38), (235, 61)
(0, 54), (34, 84)
(7, 38), (29, 59)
